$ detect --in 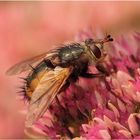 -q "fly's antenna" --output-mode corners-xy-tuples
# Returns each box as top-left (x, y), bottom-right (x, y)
(90, 34), (113, 44)
(101, 35), (113, 44)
